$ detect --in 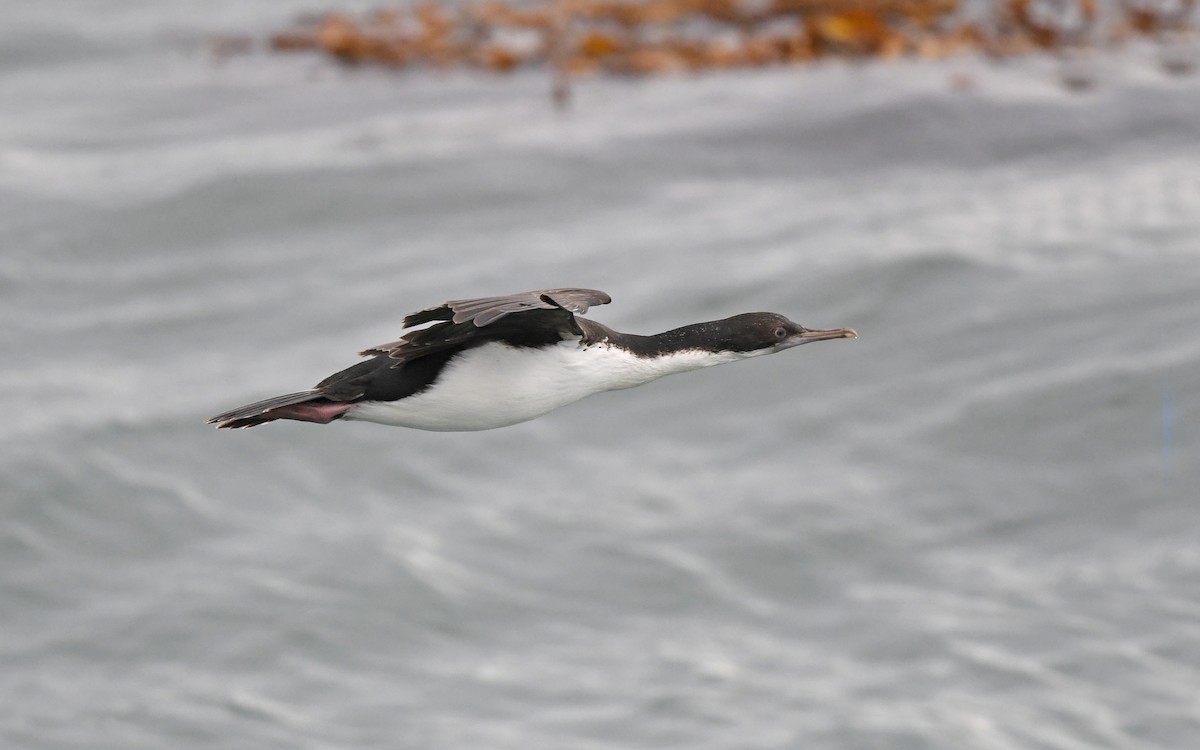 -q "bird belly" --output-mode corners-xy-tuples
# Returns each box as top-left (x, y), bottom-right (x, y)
(344, 340), (725, 431)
